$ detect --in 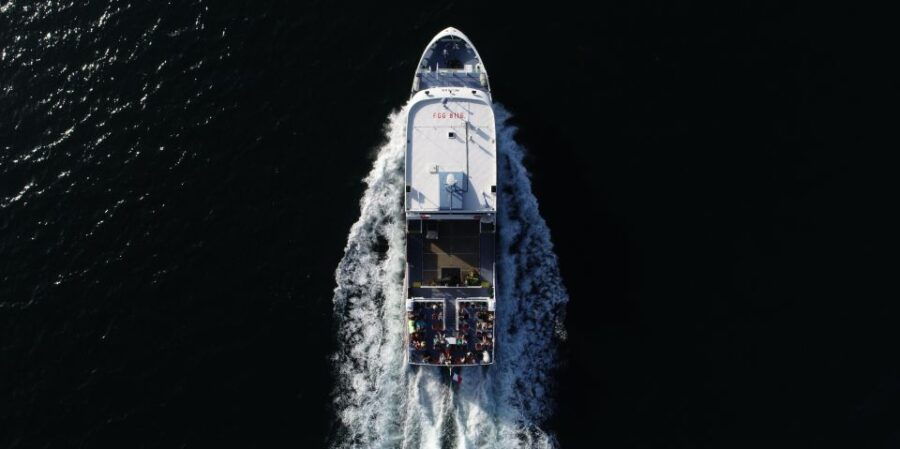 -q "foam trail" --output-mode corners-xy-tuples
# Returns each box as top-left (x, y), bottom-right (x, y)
(331, 104), (568, 449)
